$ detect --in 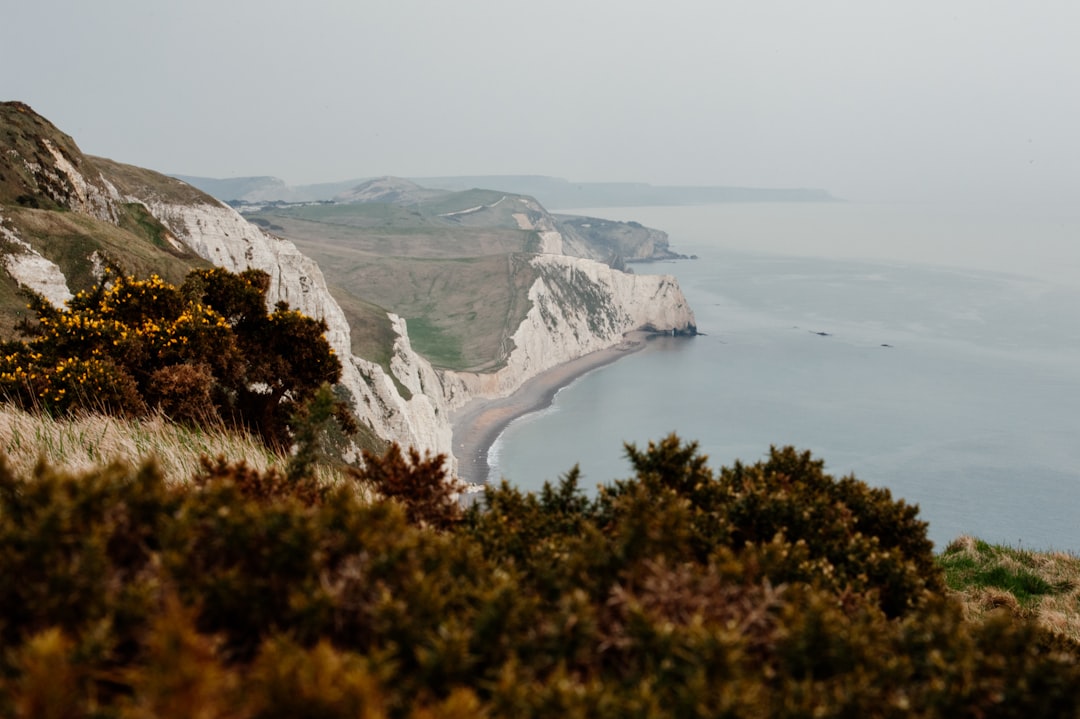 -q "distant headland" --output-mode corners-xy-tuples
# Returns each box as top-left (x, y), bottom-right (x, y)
(172, 173), (838, 209)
